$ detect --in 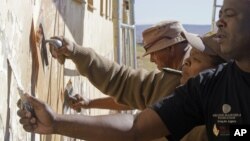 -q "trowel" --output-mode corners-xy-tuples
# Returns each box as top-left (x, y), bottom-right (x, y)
(45, 39), (62, 48)
(8, 58), (35, 116)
